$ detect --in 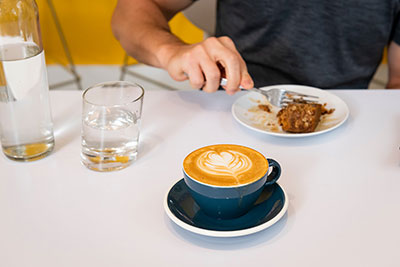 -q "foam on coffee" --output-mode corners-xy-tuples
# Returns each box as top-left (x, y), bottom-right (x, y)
(183, 144), (269, 186)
